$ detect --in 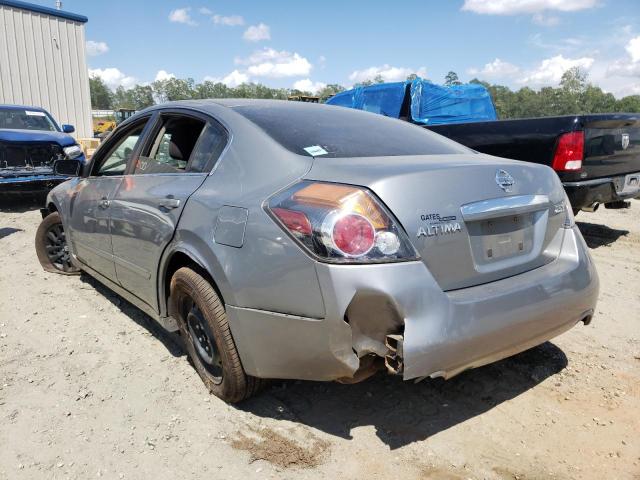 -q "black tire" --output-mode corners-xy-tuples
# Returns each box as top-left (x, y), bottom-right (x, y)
(170, 267), (265, 403)
(35, 212), (80, 275)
